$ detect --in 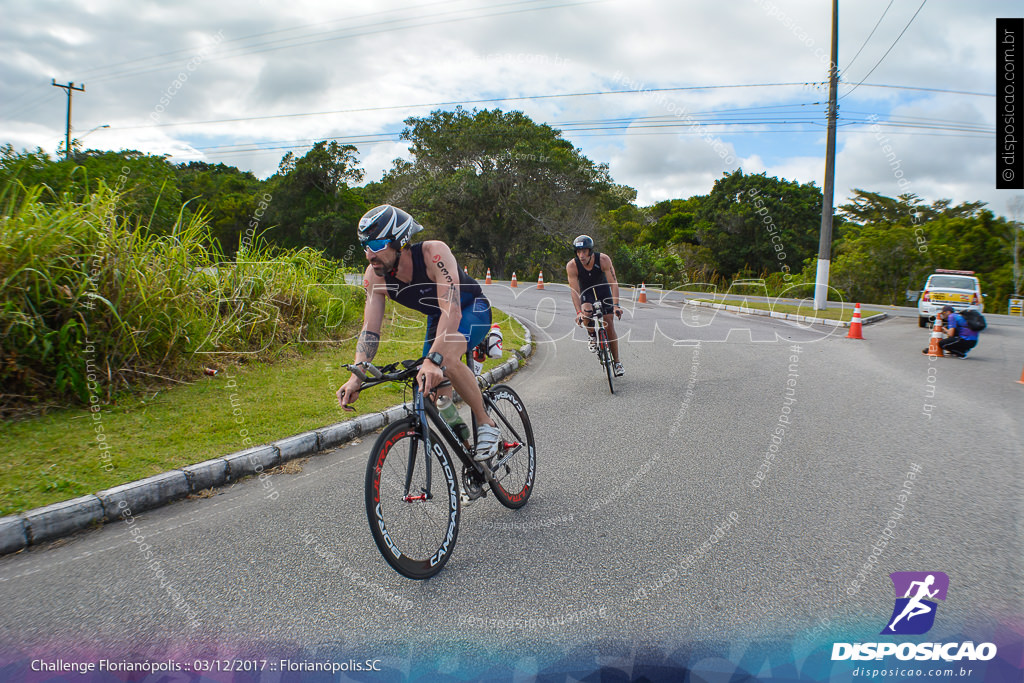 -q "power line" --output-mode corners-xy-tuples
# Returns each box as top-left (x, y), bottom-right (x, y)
(109, 82), (814, 131)
(840, 0), (928, 100)
(846, 82), (994, 98)
(843, 0), (895, 74)
(188, 111), (993, 159)
(86, 0), (600, 85)
(74, 0), (470, 79)
(107, 79), (985, 135)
